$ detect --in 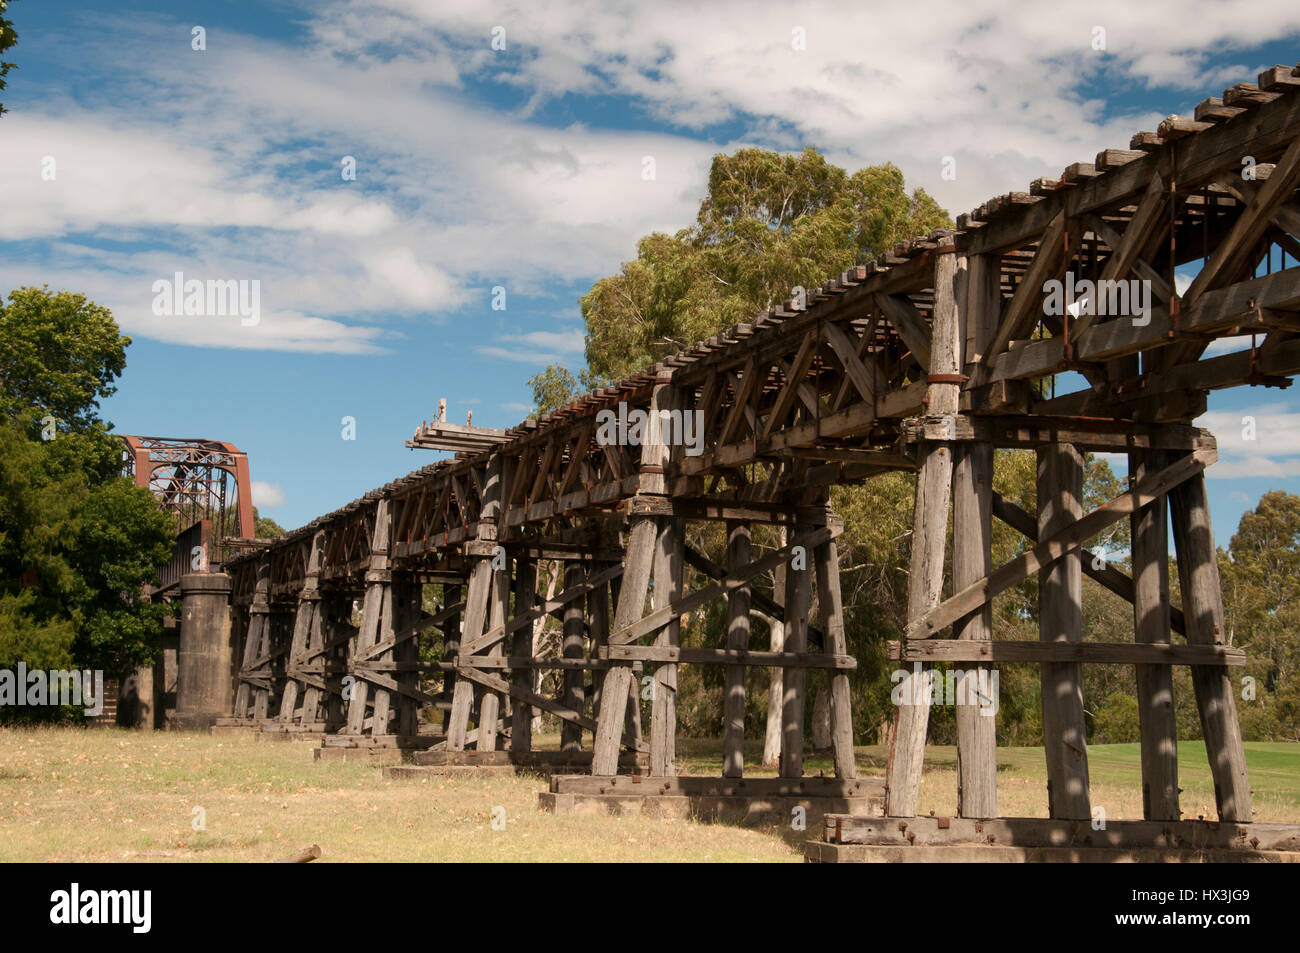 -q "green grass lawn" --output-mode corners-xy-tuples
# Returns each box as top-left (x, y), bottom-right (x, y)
(0, 727), (1295, 862)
